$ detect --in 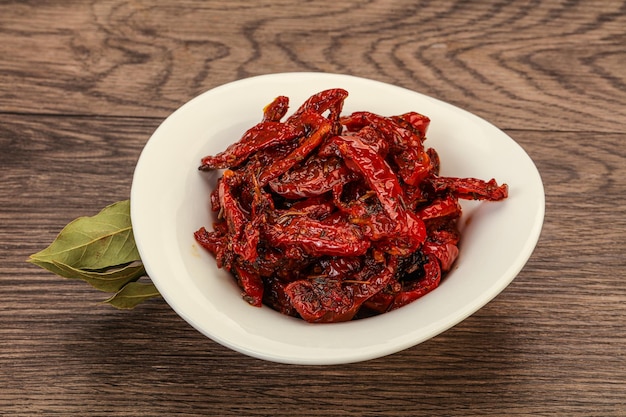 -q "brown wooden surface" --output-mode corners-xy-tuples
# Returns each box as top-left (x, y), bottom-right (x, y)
(1, 1), (625, 415)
